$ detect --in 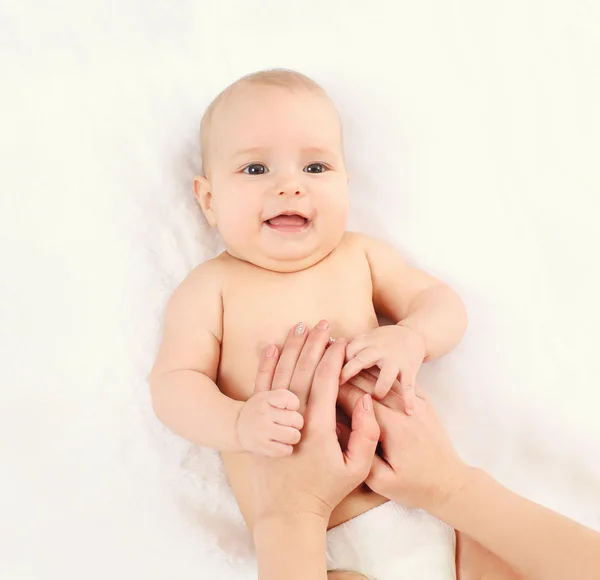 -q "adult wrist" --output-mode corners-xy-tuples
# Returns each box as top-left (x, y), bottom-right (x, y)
(428, 464), (483, 521)
(253, 511), (329, 543)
